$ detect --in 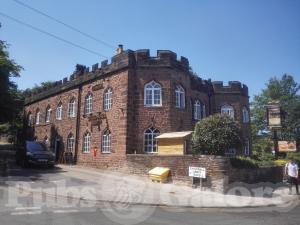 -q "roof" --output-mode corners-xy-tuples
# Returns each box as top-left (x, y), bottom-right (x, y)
(155, 131), (193, 139)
